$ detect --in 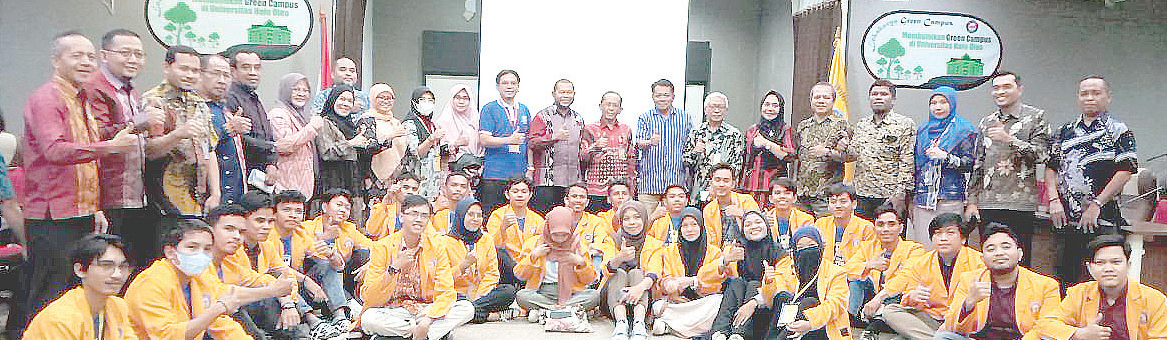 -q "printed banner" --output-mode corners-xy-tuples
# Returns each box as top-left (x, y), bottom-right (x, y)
(860, 10), (1002, 90)
(145, 0), (313, 60)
